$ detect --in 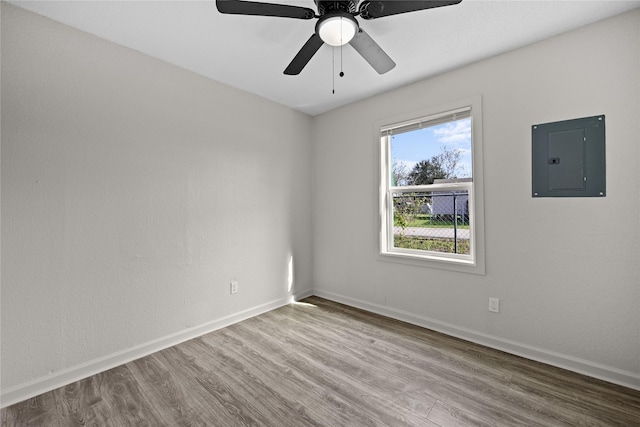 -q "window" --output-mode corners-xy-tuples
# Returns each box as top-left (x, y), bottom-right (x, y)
(378, 97), (485, 274)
